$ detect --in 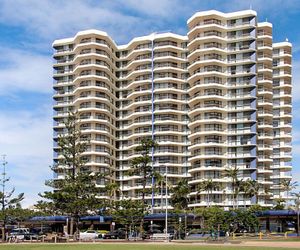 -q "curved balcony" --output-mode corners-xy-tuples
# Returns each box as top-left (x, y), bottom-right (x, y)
(188, 20), (226, 37)
(188, 46), (227, 61)
(188, 129), (226, 139)
(189, 93), (226, 104)
(188, 57), (226, 71)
